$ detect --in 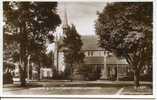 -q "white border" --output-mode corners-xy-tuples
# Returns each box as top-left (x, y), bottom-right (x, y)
(1, 0), (156, 99)
(153, 0), (157, 99)
(1, 95), (155, 98)
(0, 0), (3, 98)
(2, 0), (154, 2)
